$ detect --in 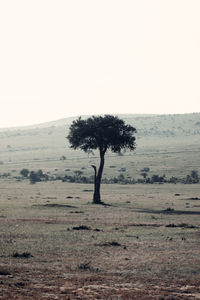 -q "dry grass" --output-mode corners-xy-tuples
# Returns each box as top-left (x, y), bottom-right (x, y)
(0, 180), (200, 299)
